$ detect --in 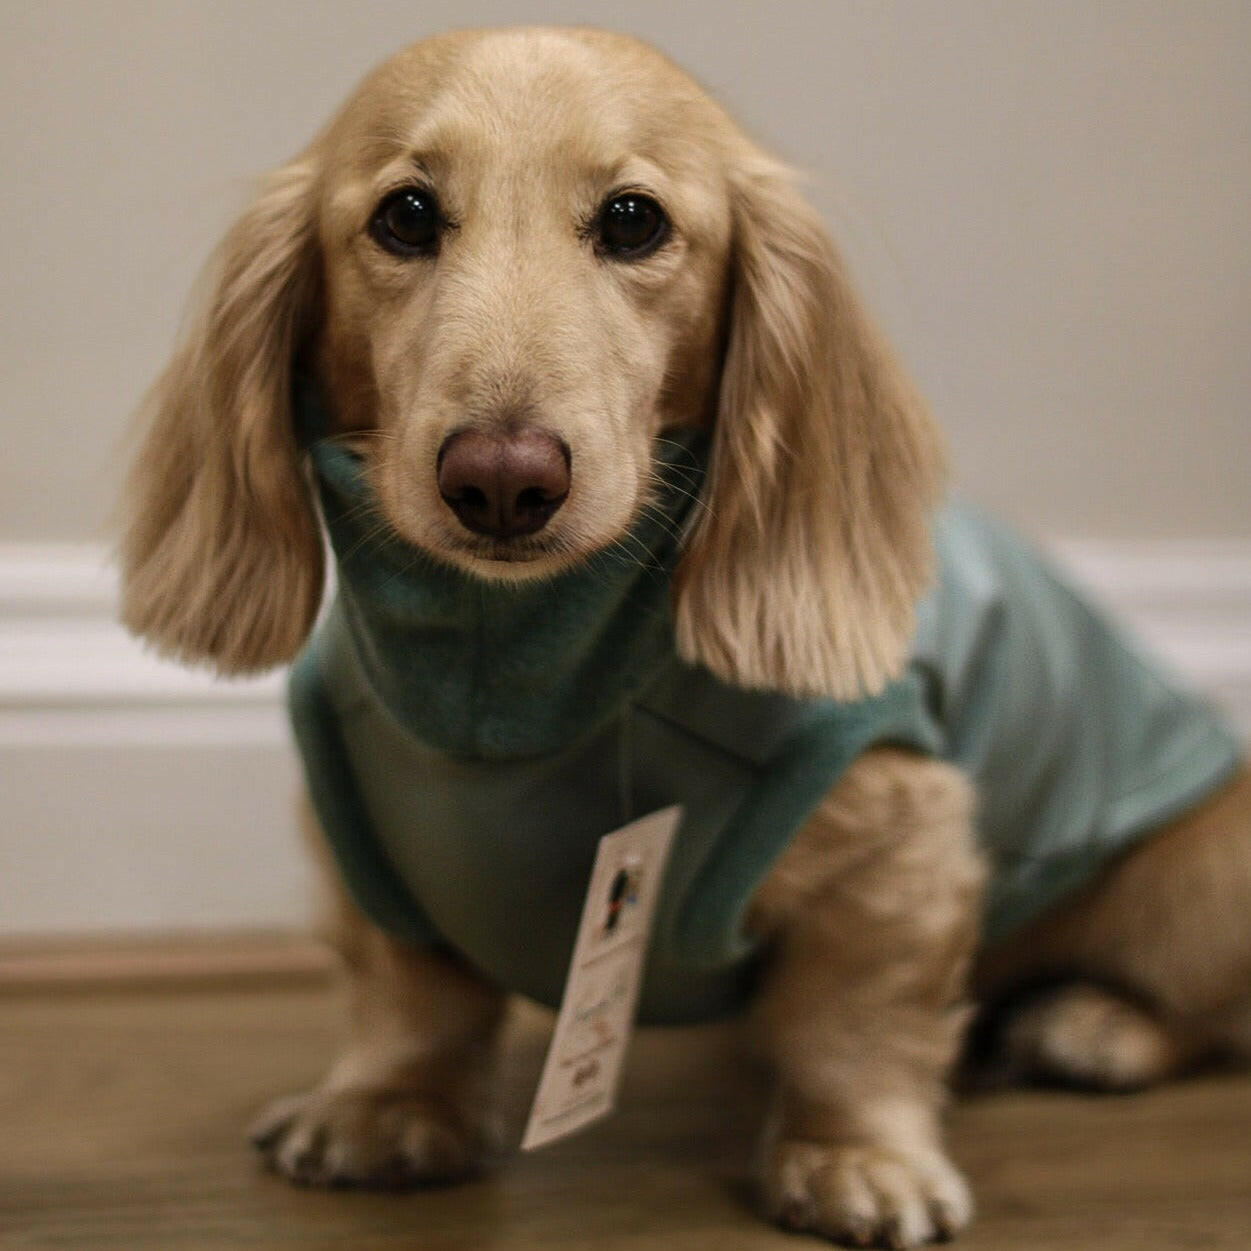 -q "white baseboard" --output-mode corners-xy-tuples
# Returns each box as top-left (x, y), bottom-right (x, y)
(2, 538), (1248, 939)
(1048, 536), (1251, 734)
(0, 545), (305, 937)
